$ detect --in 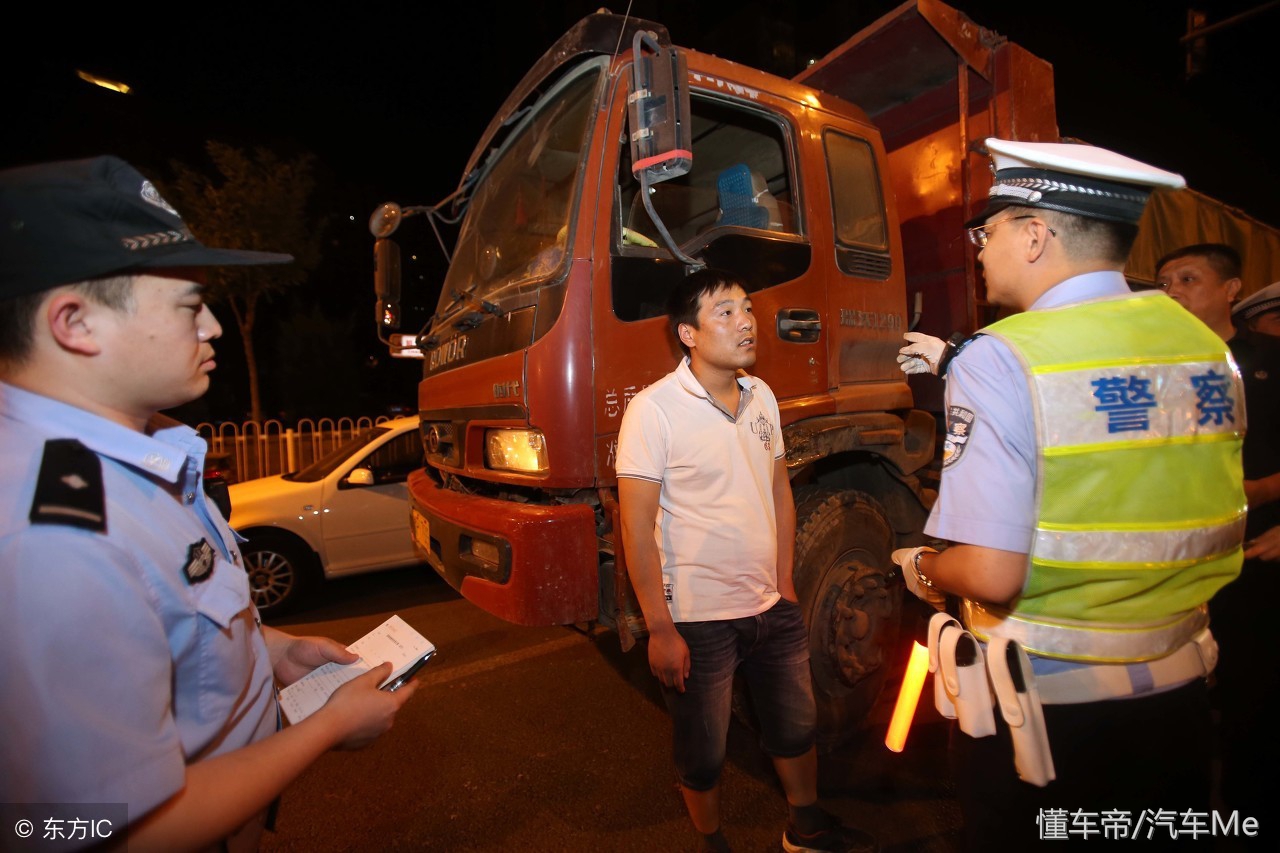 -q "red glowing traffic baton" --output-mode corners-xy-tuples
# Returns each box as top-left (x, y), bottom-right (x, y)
(885, 640), (931, 752)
